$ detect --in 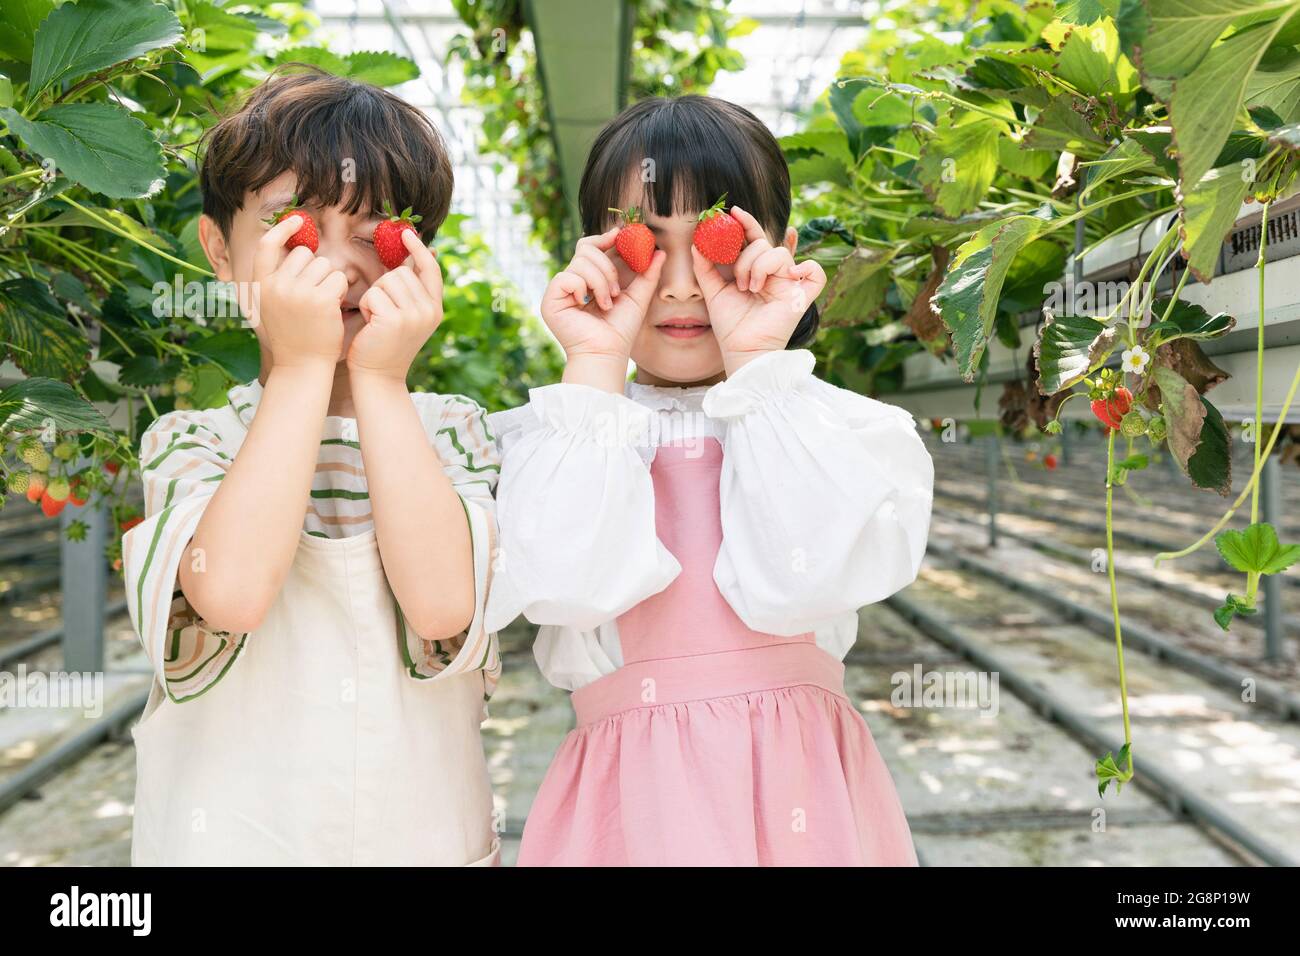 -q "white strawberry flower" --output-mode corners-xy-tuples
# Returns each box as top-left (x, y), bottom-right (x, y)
(1122, 344), (1150, 375)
